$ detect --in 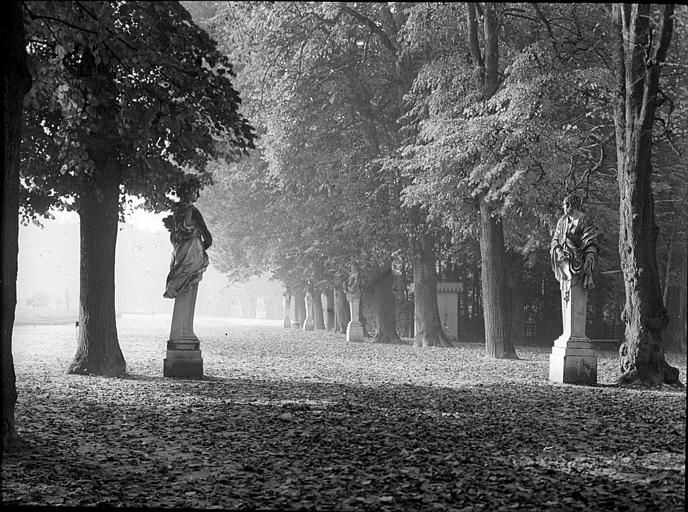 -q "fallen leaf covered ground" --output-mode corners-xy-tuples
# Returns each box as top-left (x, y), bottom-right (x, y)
(2, 316), (686, 510)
